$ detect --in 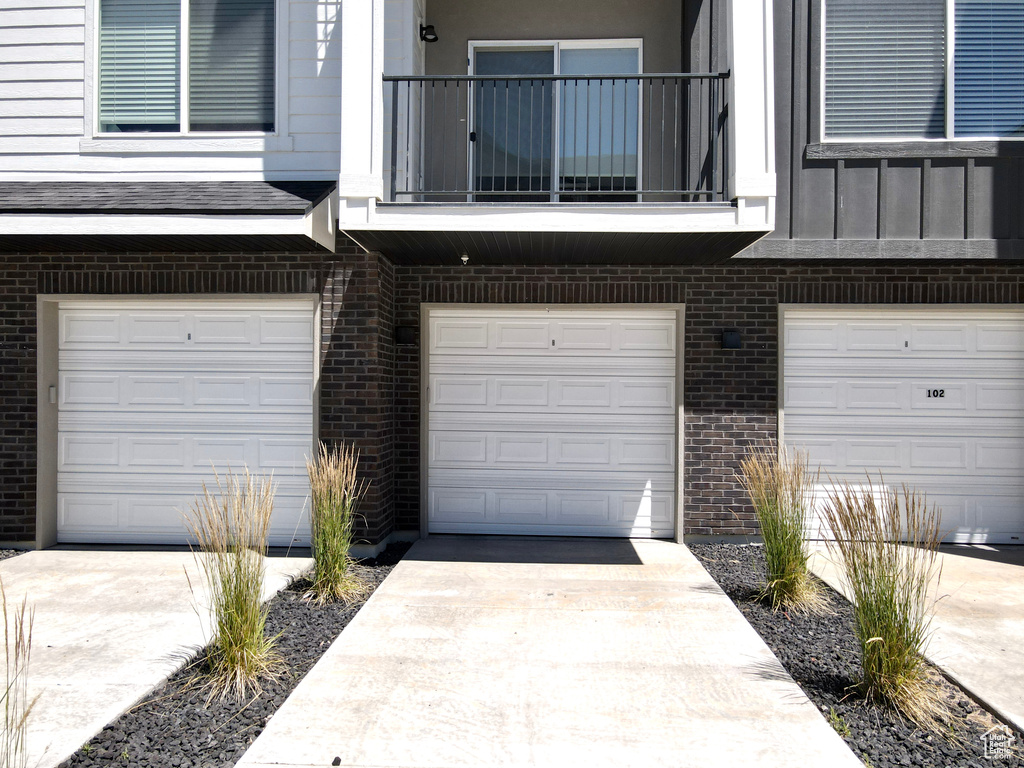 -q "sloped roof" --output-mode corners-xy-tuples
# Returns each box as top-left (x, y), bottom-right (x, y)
(0, 181), (335, 215)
